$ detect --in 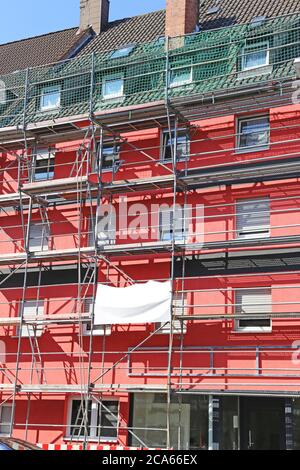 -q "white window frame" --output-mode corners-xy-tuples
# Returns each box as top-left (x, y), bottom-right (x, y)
(161, 128), (190, 162)
(66, 398), (119, 442)
(93, 142), (121, 173)
(102, 75), (124, 100)
(28, 222), (50, 252)
(234, 288), (272, 333)
(0, 405), (12, 436)
(236, 197), (270, 240)
(236, 115), (270, 153)
(156, 293), (188, 335)
(169, 66), (193, 88)
(34, 148), (55, 181)
(18, 300), (44, 338)
(40, 84), (61, 111)
(82, 297), (111, 337)
(241, 40), (270, 71)
(159, 206), (189, 242)
(89, 214), (116, 248)
(110, 45), (135, 59)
